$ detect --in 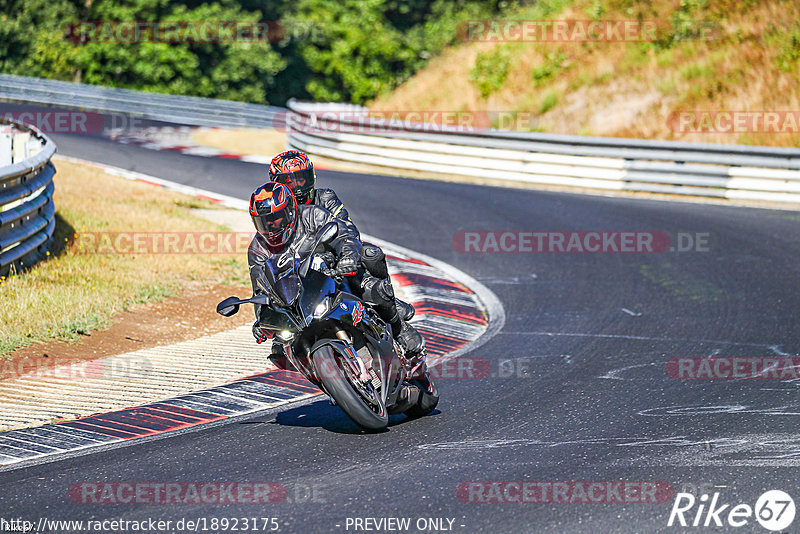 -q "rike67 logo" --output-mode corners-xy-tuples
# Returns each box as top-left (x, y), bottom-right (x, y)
(668, 490), (795, 531)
